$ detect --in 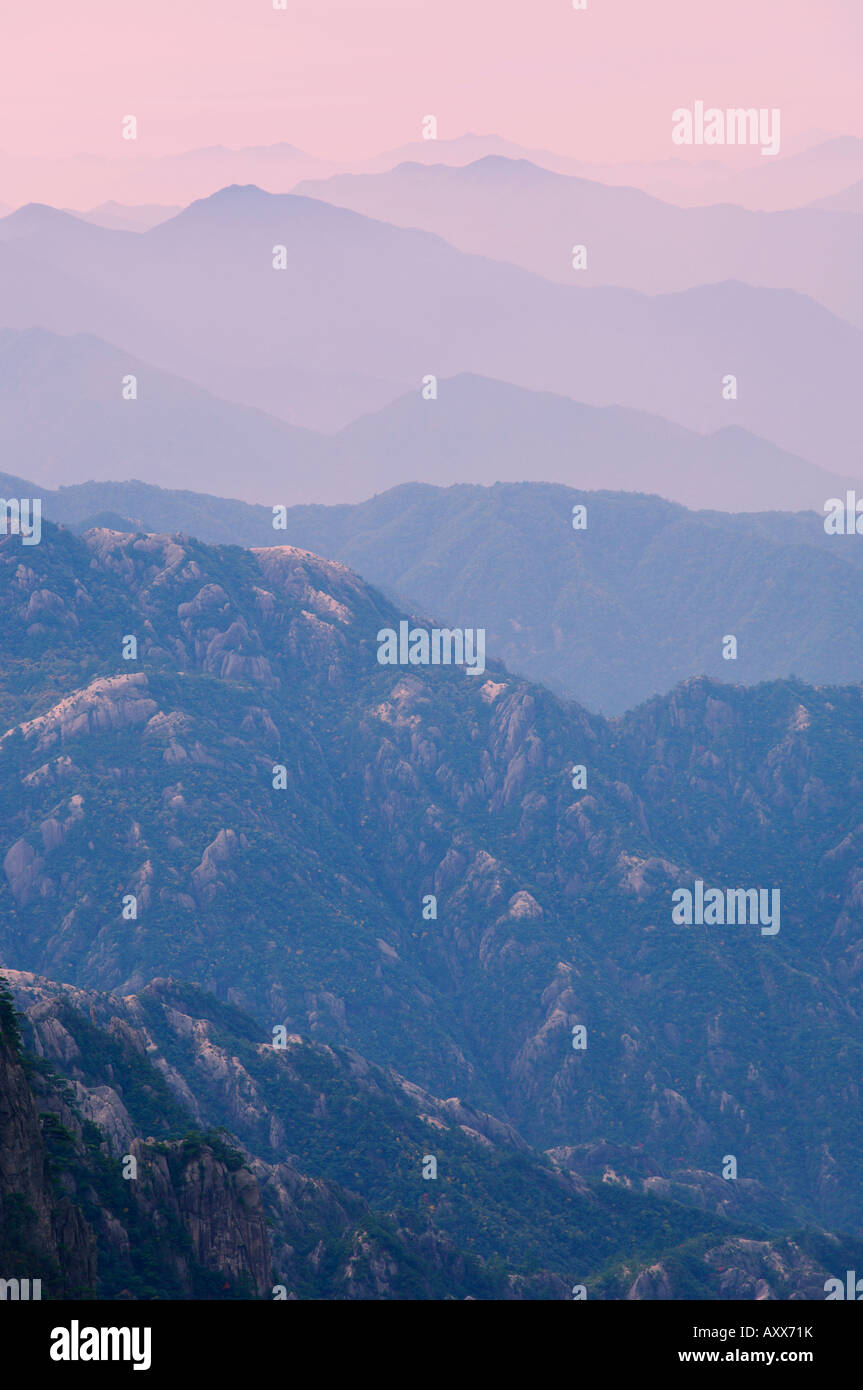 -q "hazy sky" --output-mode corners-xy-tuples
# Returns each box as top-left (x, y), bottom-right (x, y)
(1, 0), (860, 163)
